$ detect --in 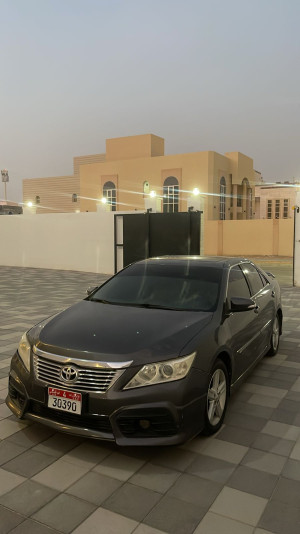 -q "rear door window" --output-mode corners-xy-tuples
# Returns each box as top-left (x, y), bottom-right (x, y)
(258, 271), (270, 287)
